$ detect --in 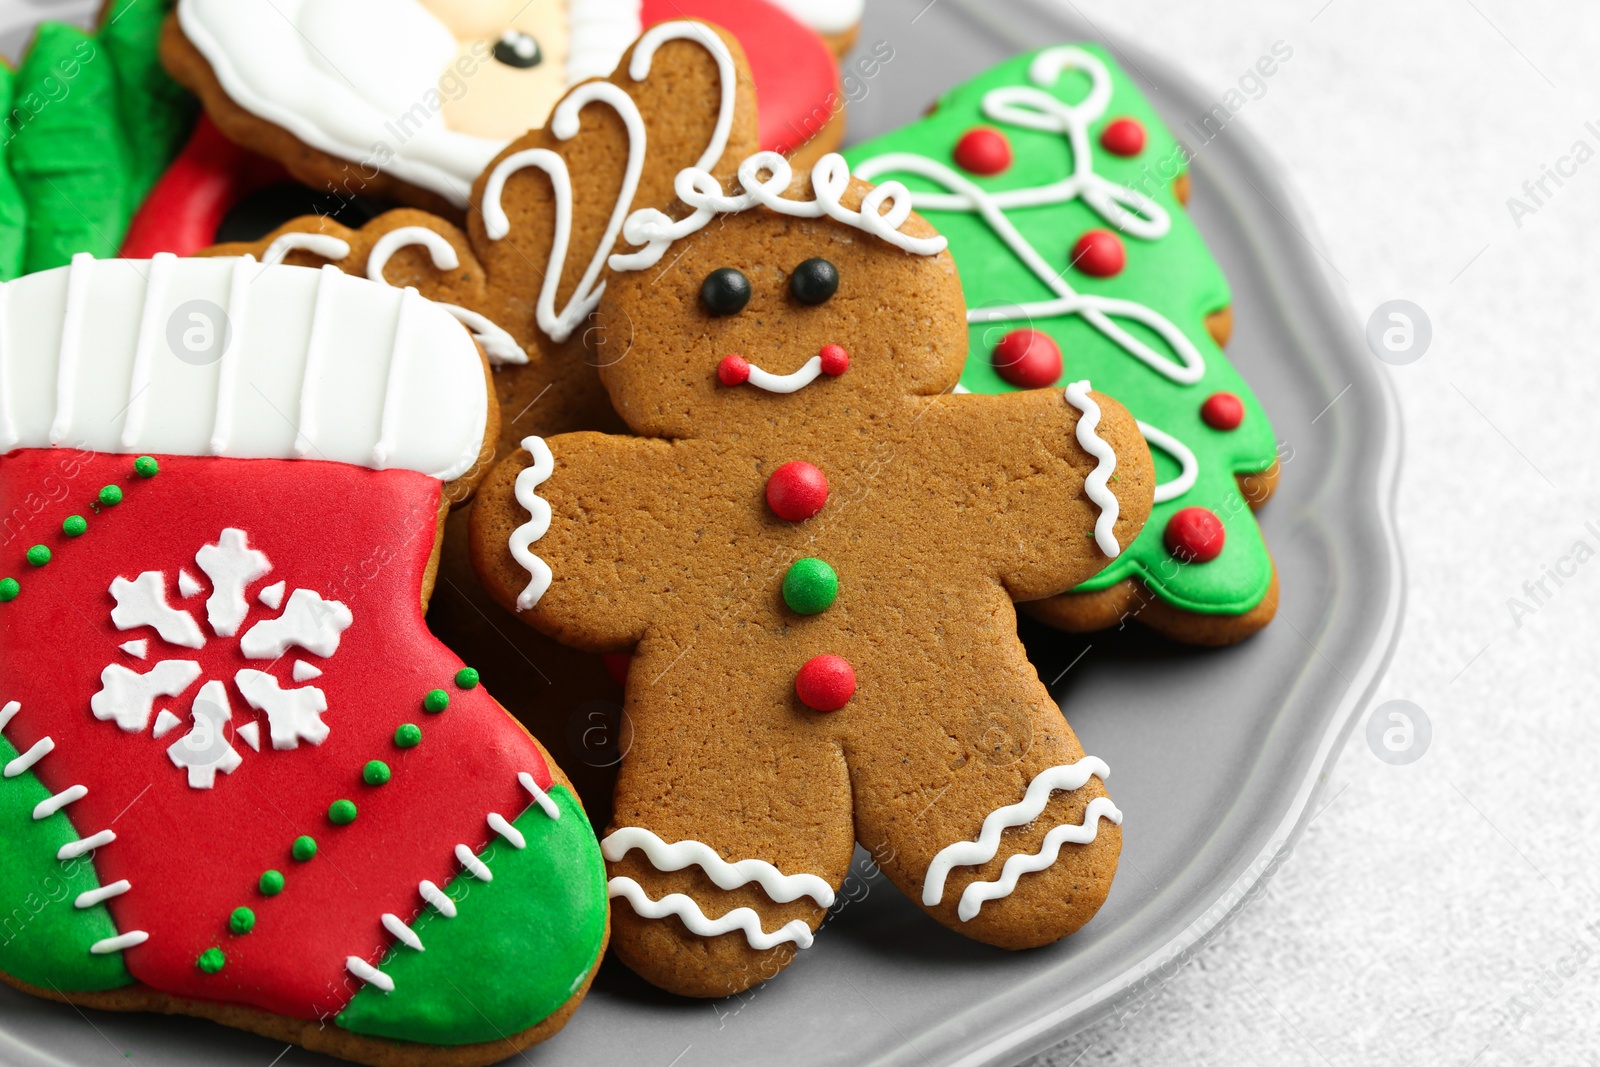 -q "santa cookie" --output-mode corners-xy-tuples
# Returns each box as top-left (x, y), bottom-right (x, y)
(469, 147), (1155, 996)
(766, 0), (865, 56)
(0, 255), (607, 1063)
(143, 0), (844, 248)
(849, 43), (1282, 645)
